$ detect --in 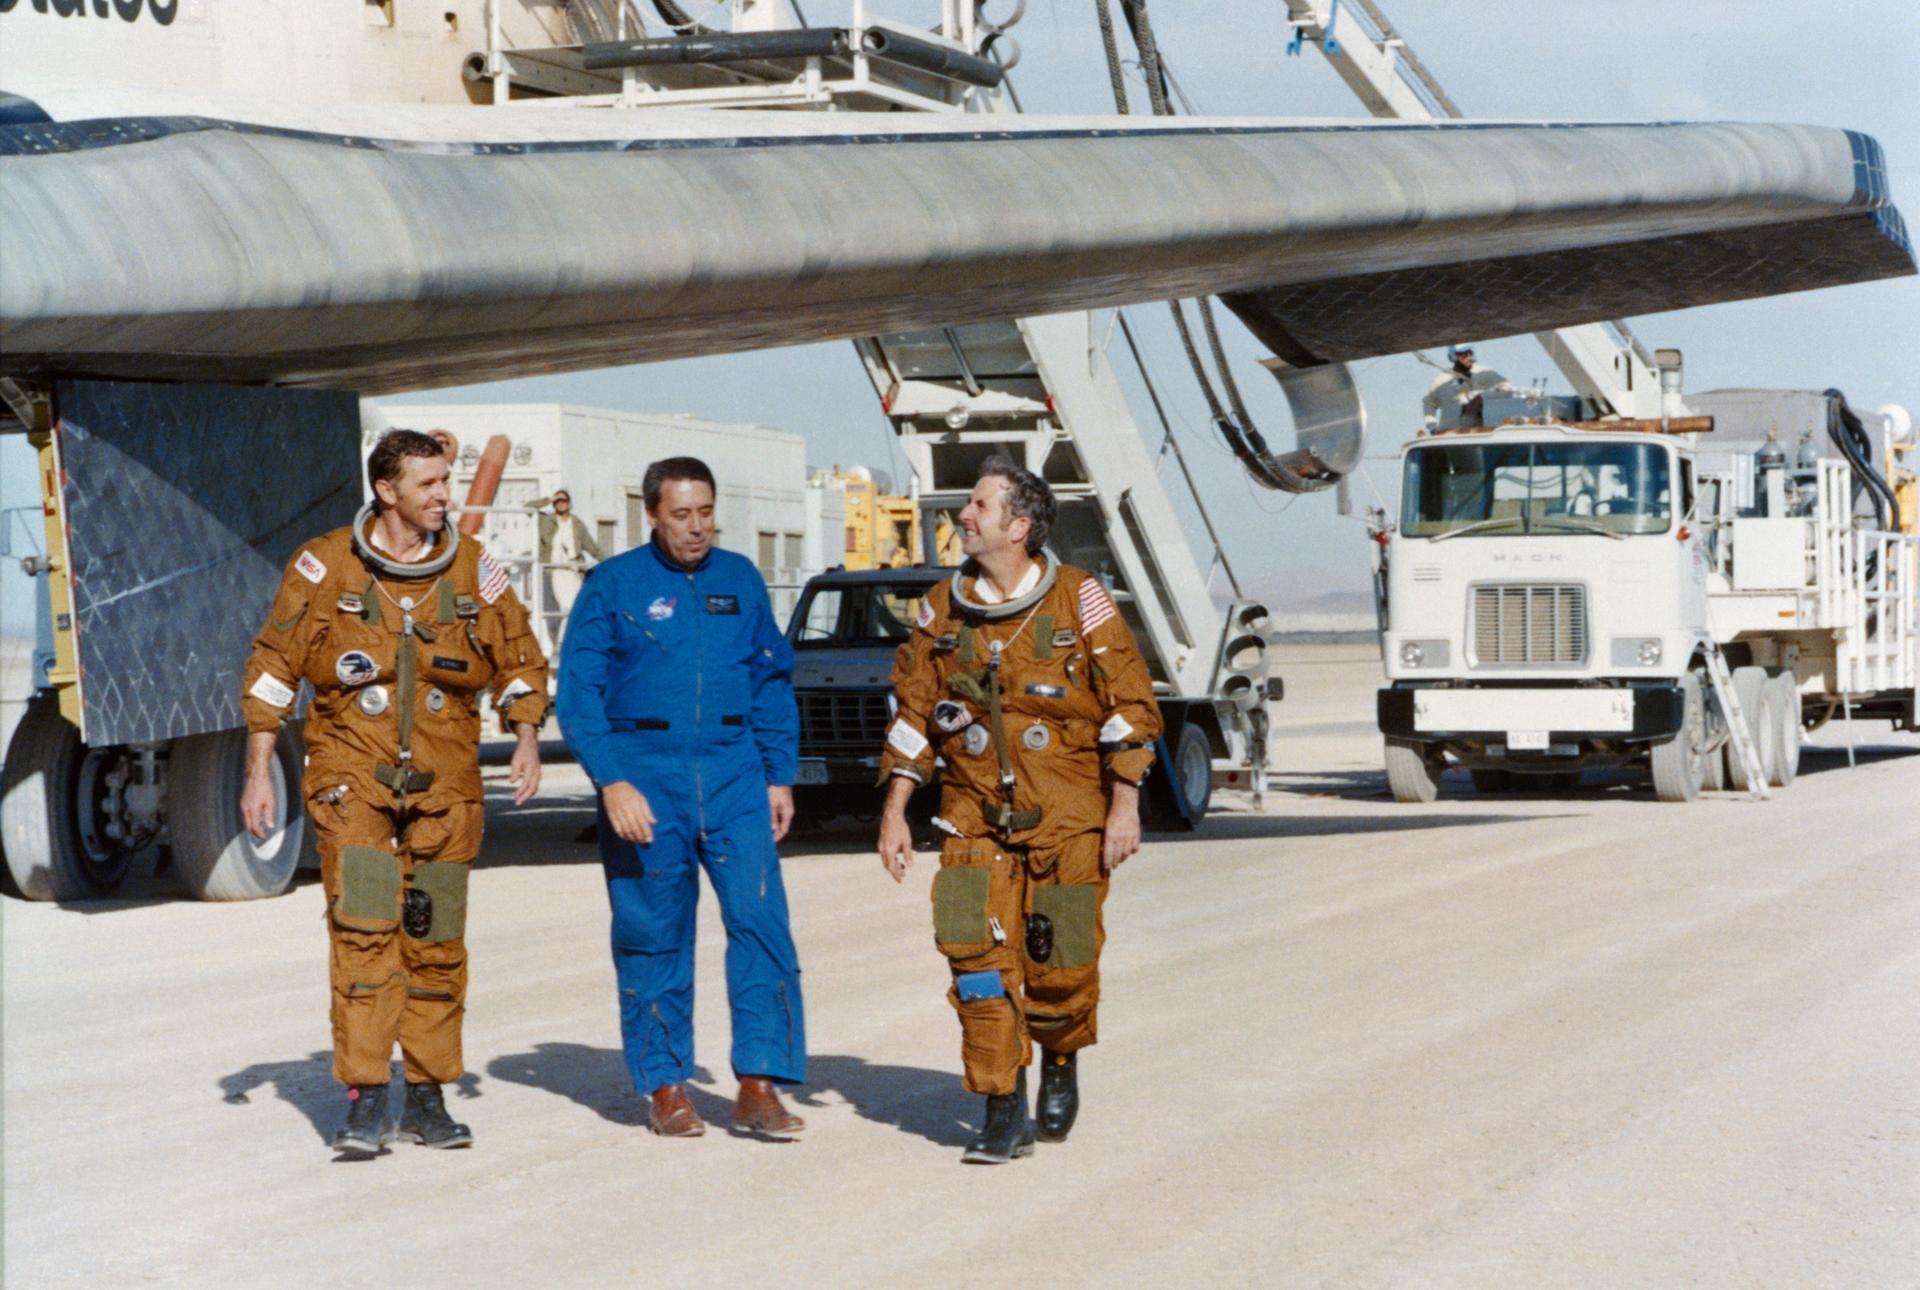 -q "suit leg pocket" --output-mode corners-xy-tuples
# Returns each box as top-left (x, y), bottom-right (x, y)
(334, 846), (401, 933)
(931, 865), (995, 960)
(1028, 884), (1099, 970)
(406, 861), (469, 943)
